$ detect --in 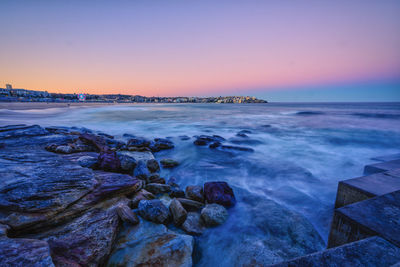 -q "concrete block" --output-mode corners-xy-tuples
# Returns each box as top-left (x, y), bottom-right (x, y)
(364, 160), (400, 175)
(334, 169), (400, 208)
(270, 236), (400, 267)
